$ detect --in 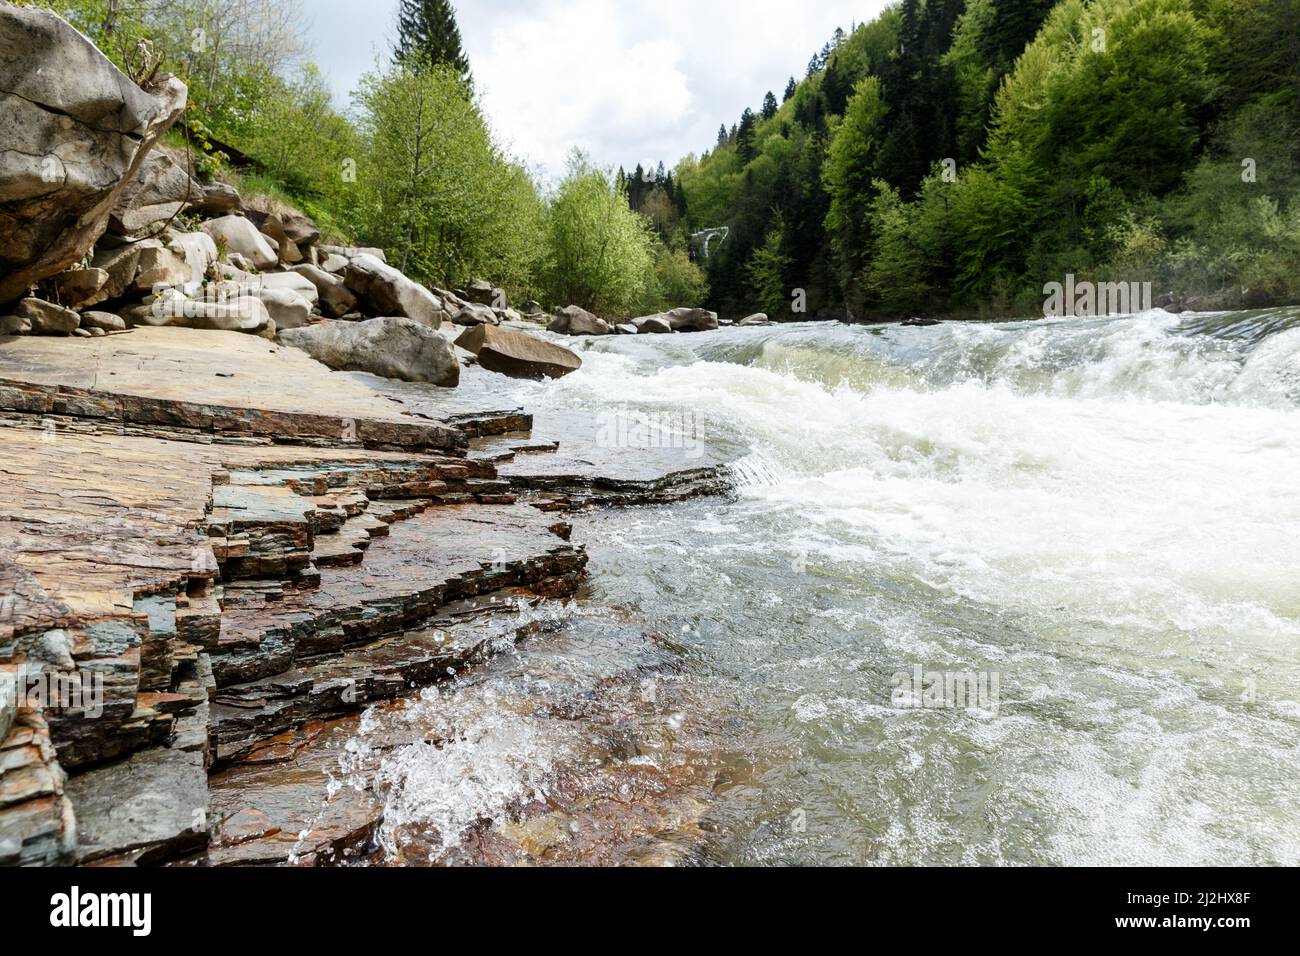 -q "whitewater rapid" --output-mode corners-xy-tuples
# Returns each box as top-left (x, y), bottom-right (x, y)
(363, 308), (1300, 865)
